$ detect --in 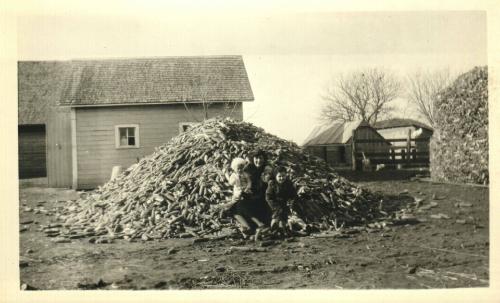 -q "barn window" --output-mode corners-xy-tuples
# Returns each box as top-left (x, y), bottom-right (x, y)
(115, 124), (140, 148)
(179, 122), (198, 134)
